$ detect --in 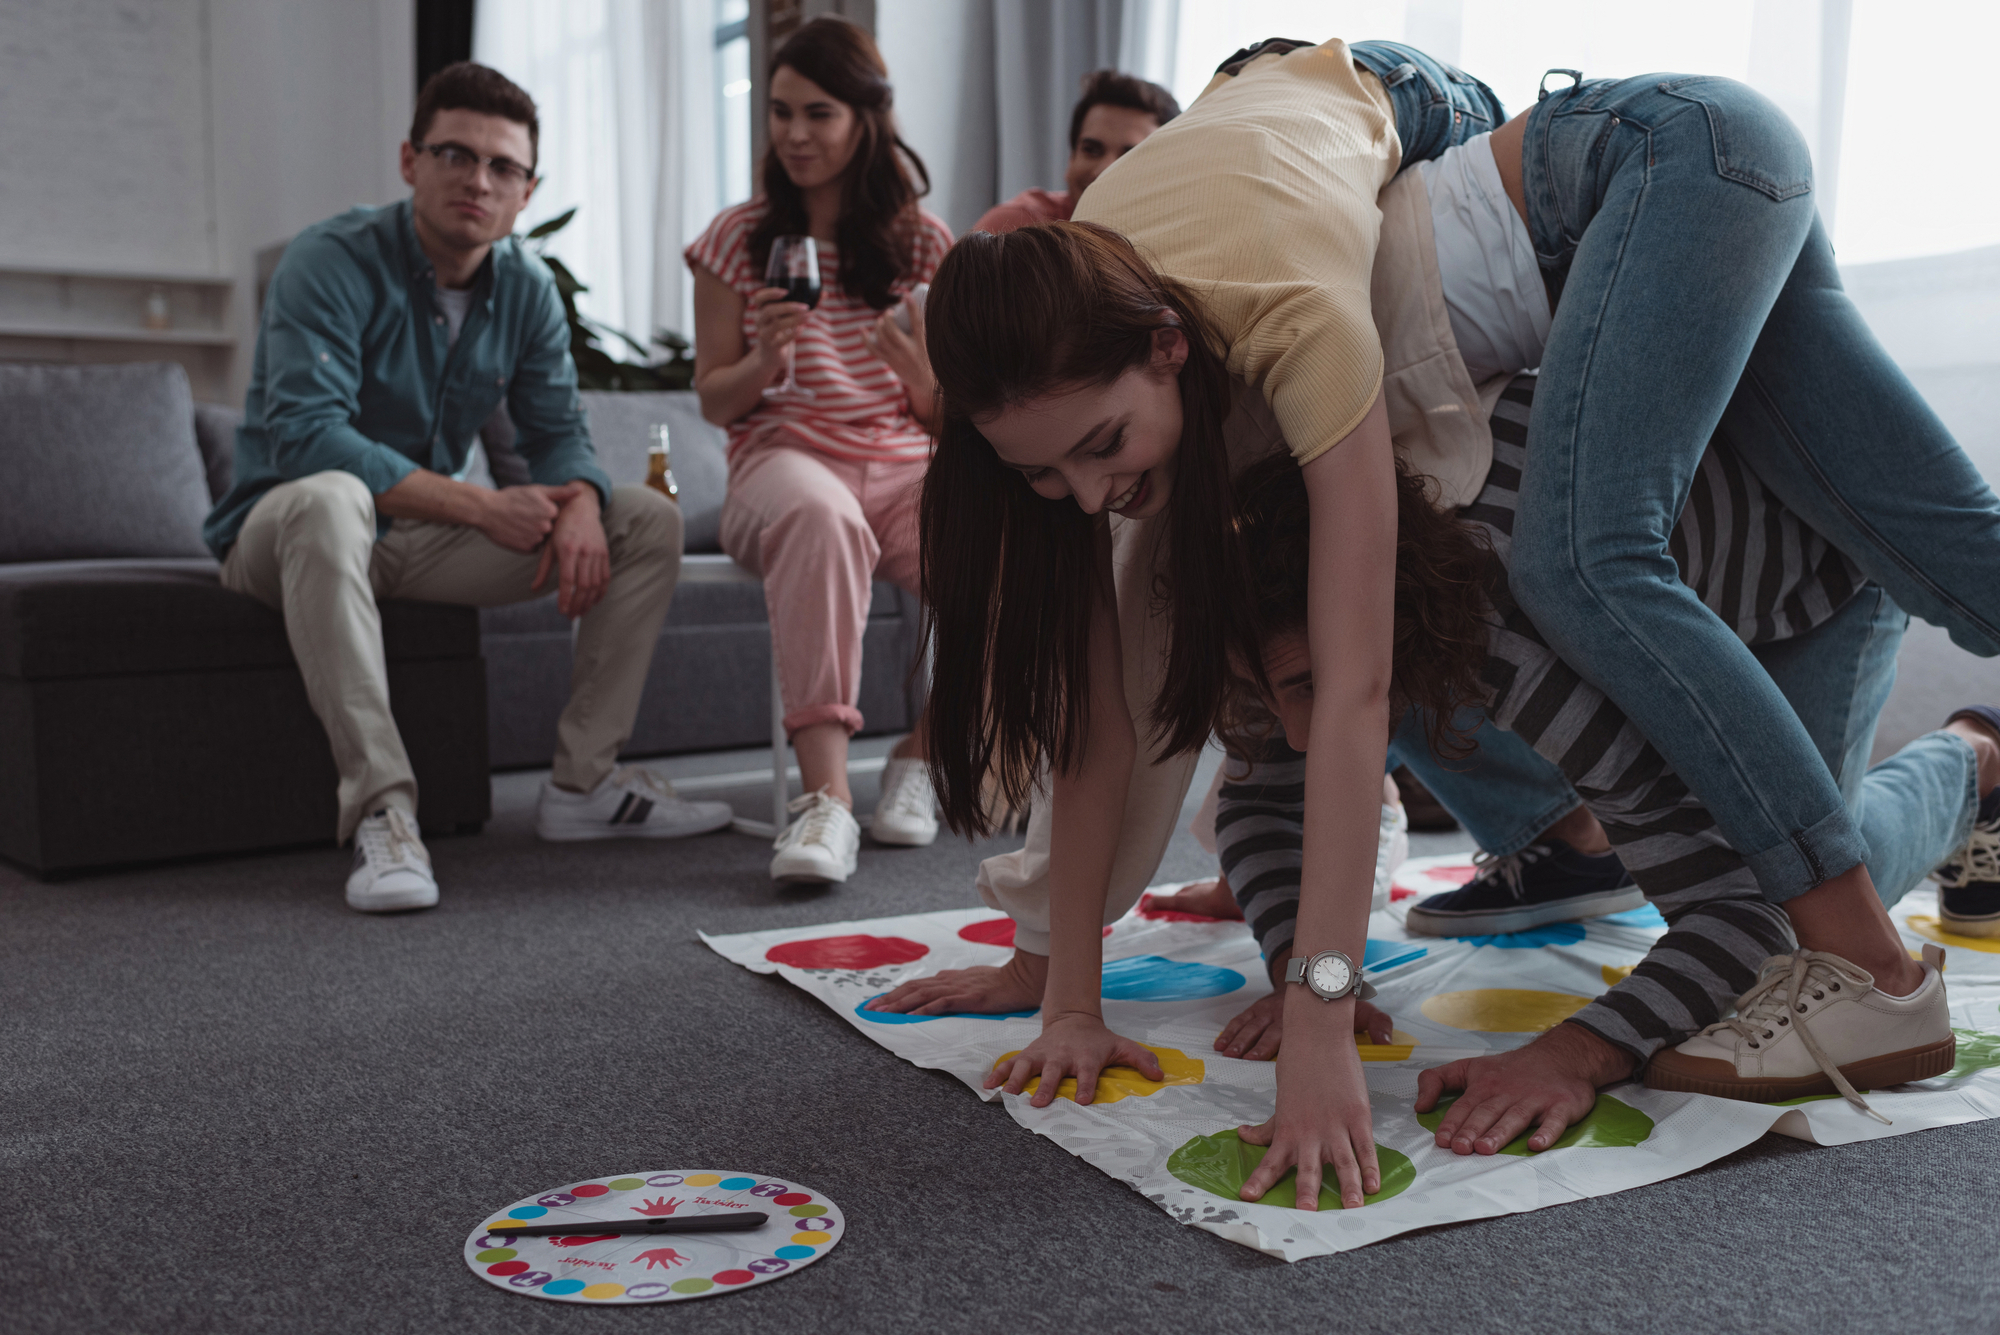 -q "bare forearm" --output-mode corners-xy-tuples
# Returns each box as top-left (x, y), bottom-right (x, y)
(375, 468), (493, 528)
(695, 353), (776, 427)
(1043, 730), (1135, 1017)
